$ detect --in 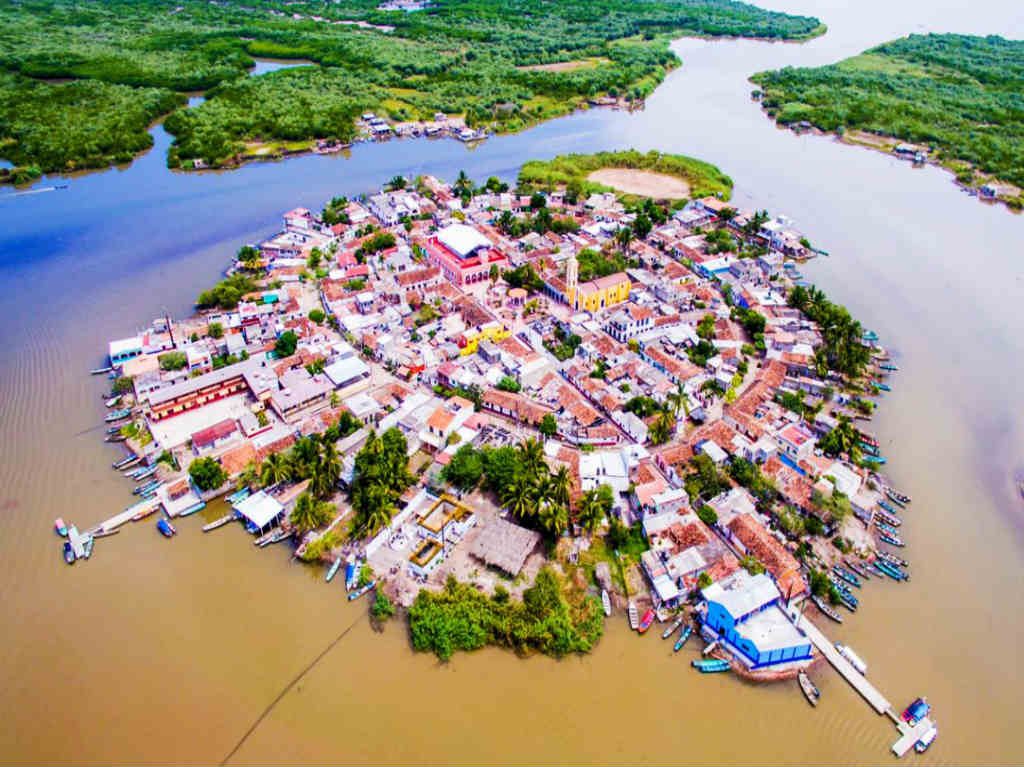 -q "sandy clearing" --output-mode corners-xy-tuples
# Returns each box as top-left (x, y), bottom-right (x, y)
(586, 168), (691, 199)
(517, 58), (606, 73)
